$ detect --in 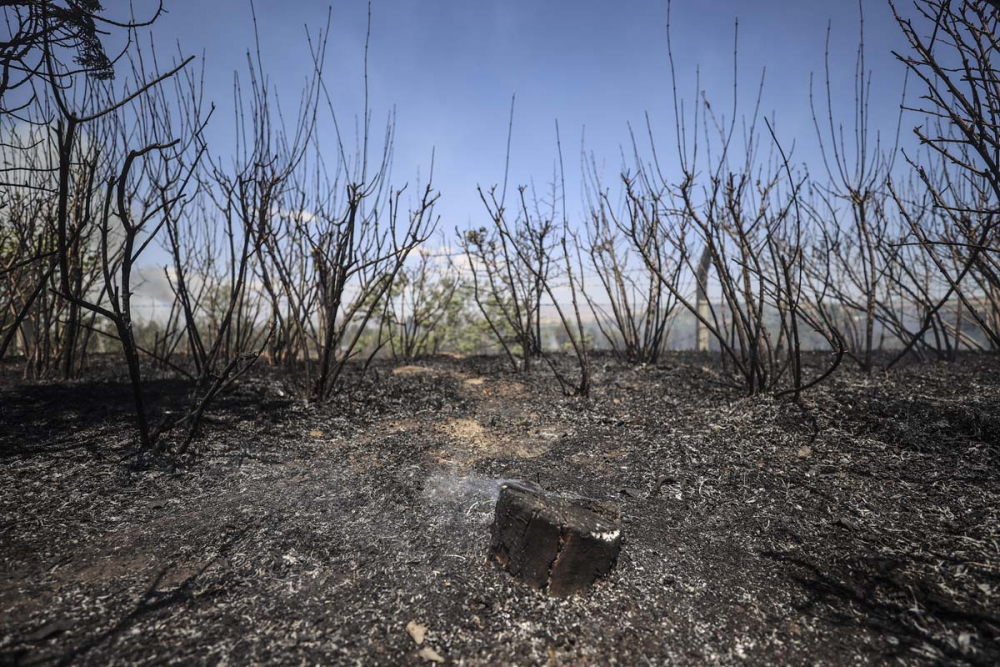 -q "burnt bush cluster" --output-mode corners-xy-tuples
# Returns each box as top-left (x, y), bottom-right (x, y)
(1, 1), (999, 454)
